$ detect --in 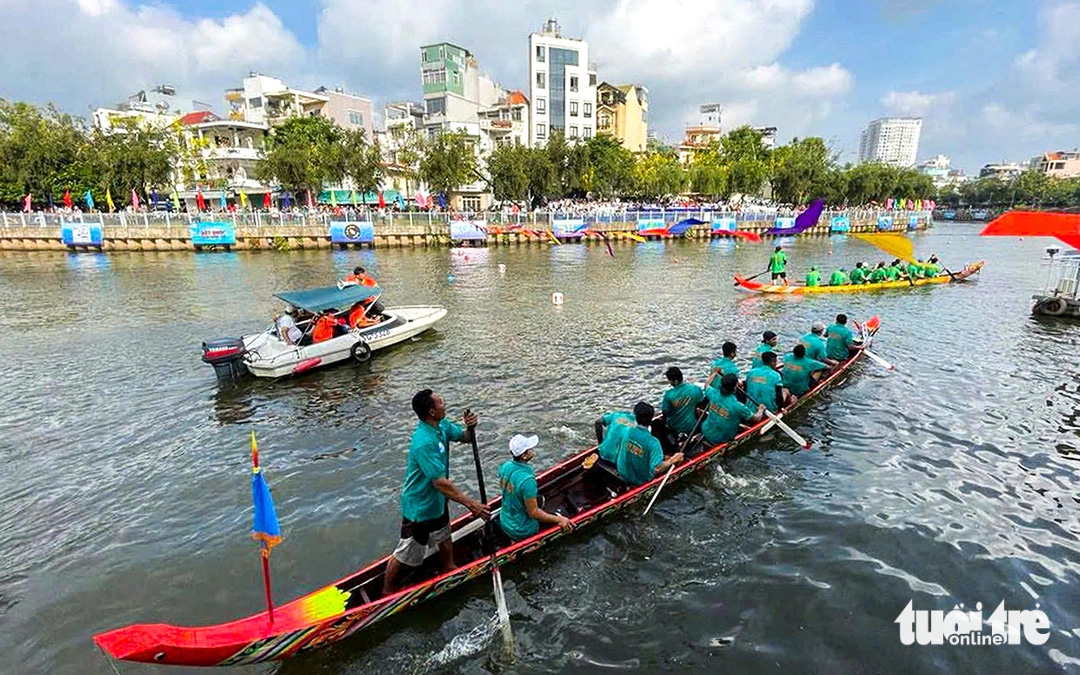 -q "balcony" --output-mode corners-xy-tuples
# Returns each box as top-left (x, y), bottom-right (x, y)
(480, 118), (521, 133)
(202, 146), (263, 162)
